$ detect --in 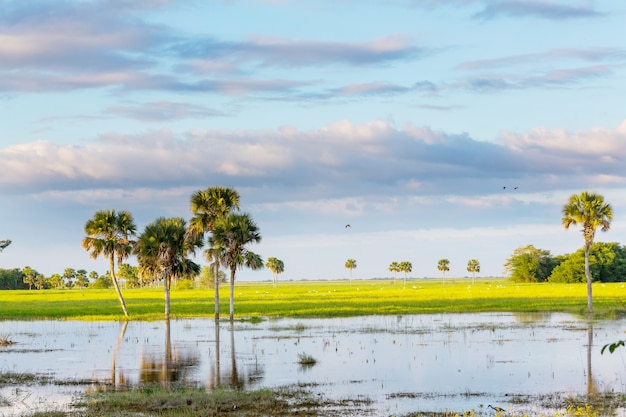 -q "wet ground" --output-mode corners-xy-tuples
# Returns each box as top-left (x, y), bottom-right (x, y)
(1, 312), (626, 416)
